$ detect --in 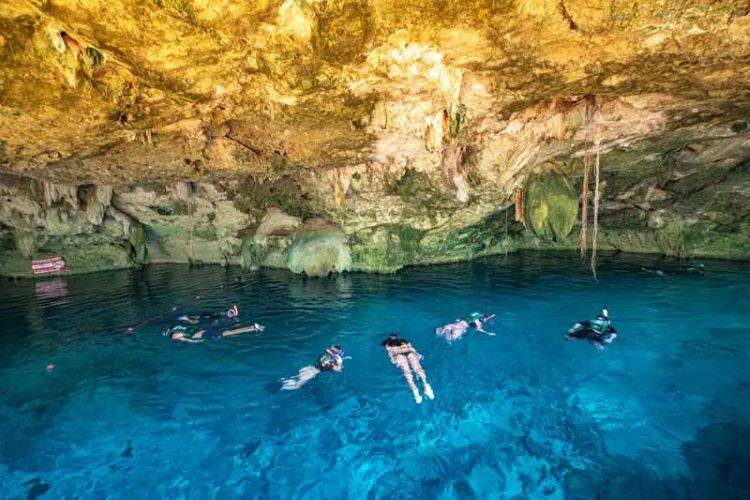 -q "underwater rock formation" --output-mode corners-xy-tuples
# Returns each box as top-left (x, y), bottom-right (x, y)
(1, 1), (750, 276)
